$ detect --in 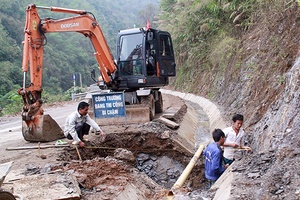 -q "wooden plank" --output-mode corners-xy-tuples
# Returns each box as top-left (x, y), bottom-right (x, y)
(0, 161), (13, 187)
(162, 107), (179, 119)
(6, 144), (69, 151)
(157, 117), (179, 129)
(162, 113), (176, 119)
